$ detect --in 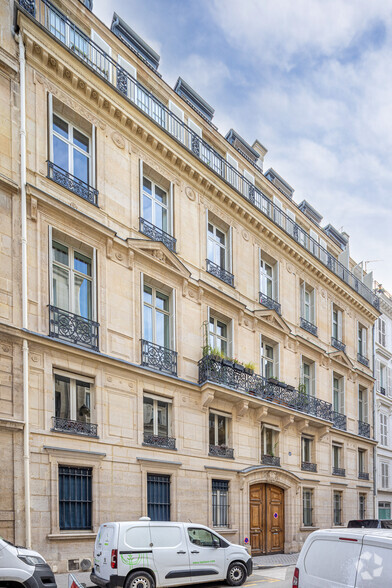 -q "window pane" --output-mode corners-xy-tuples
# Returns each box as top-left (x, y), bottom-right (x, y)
(217, 415), (226, 445)
(76, 381), (91, 423)
(53, 241), (69, 265)
(219, 246), (225, 269)
(74, 251), (92, 276)
(155, 203), (167, 232)
(53, 114), (68, 138)
(155, 185), (167, 205)
(53, 135), (69, 171)
(74, 275), (92, 319)
(55, 375), (70, 419)
(157, 401), (169, 436)
(209, 412), (215, 445)
(156, 292), (169, 312)
(216, 229), (225, 246)
(143, 177), (152, 195)
(73, 128), (89, 152)
(143, 305), (153, 341)
(53, 265), (69, 310)
(143, 194), (152, 223)
(73, 150), (89, 184)
(207, 237), (214, 261)
(143, 397), (154, 435)
(143, 285), (152, 305)
(156, 311), (169, 347)
(216, 321), (227, 338)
